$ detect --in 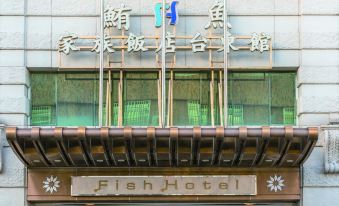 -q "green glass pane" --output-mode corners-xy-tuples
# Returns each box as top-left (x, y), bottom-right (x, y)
(31, 73), (56, 126)
(171, 72), (221, 126)
(56, 73), (97, 126)
(31, 71), (296, 127)
(228, 72), (296, 126)
(270, 73), (296, 125)
(228, 72), (270, 126)
(172, 72), (212, 126)
(123, 72), (158, 126)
